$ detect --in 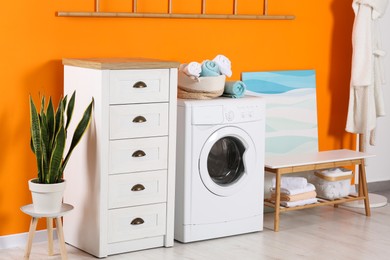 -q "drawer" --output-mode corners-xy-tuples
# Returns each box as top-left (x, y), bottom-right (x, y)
(108, 203), (166, 243)
(109, 137), (168, 174)
(108, 170), (167, 209)
(110, 69), (170, 104)
(110, 103), (169, 140)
